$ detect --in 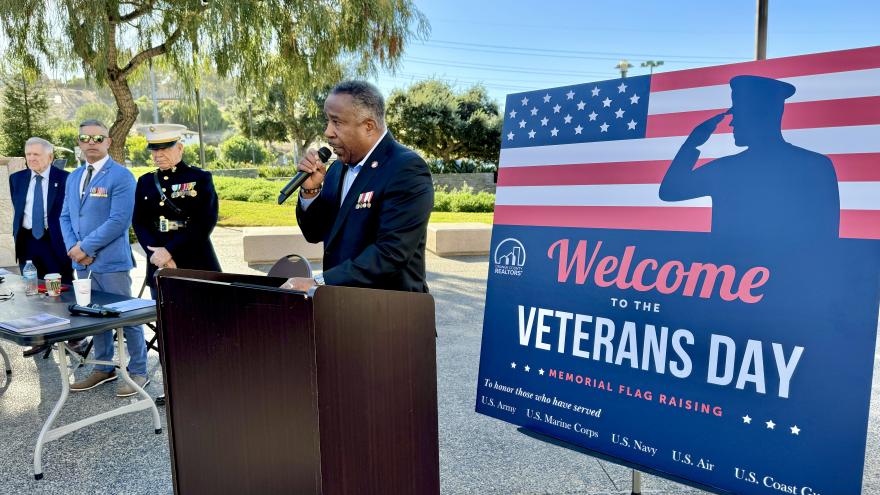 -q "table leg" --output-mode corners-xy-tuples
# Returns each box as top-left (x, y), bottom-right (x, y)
(33, 344), (71, 480)
(115, 328), (162, 434)
(0, 344), (10, 375)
